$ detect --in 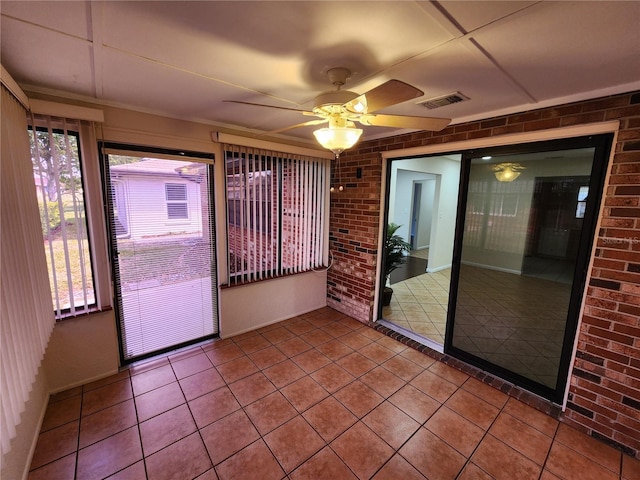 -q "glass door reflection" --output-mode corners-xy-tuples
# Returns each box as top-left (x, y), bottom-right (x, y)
(448, 137), (611, 401)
